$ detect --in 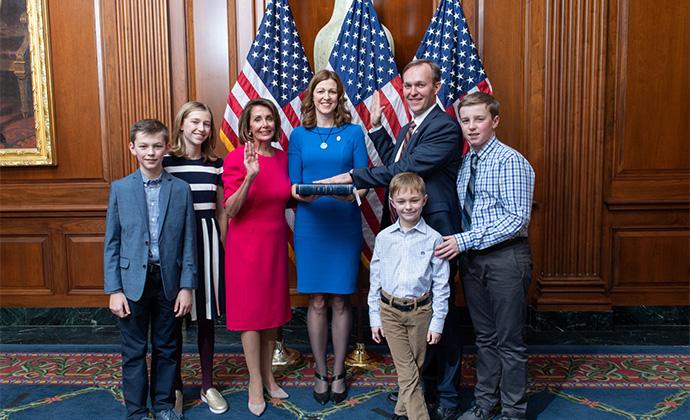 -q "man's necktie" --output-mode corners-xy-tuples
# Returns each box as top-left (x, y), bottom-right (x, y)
(461, 153), (478, 232)
(399, 121), (416, 154)
(389, 121), (417, 222)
